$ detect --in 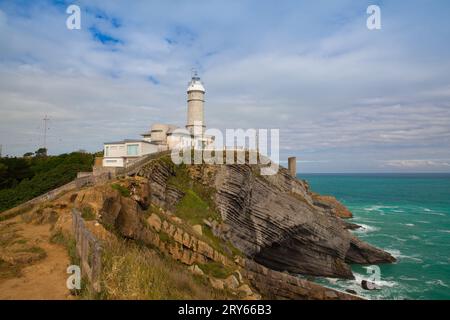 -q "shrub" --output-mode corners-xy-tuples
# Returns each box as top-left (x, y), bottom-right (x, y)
(111, 184), (131, 197)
